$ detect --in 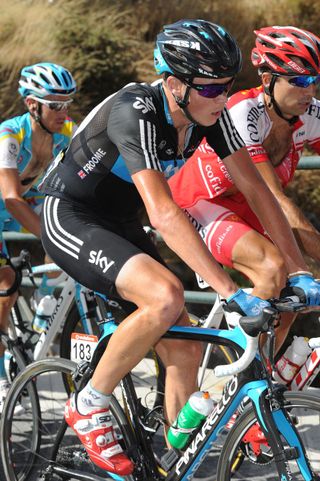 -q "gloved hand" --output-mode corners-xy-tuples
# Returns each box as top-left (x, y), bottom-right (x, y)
(280, 273), (320, 306)
(224, 288), (271, 316)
